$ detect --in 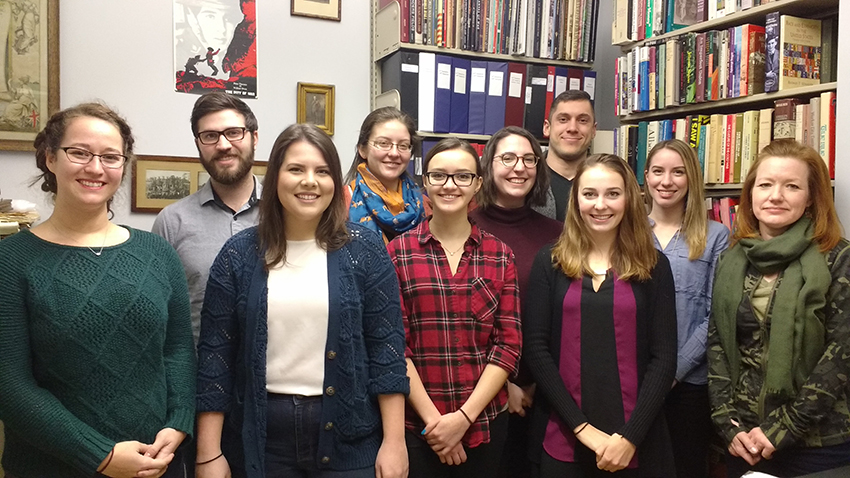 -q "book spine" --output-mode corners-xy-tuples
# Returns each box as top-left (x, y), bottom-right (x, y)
(764, 12), (779, 93)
